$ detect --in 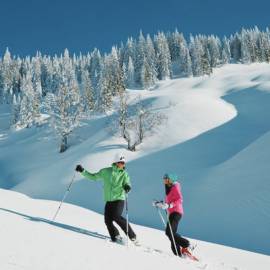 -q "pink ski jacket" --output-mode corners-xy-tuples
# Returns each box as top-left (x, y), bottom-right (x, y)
(165, 182), (184, 215)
